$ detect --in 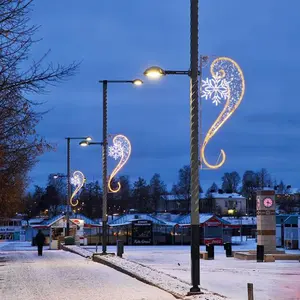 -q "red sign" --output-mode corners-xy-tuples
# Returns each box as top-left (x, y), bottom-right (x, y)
(72, 219), (80, 224)
(204, 238), (223, 245)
